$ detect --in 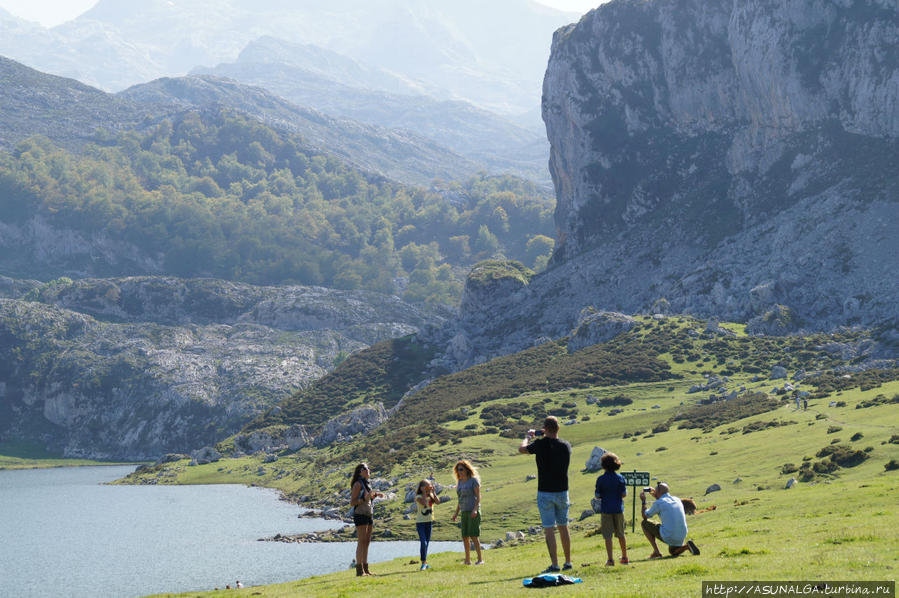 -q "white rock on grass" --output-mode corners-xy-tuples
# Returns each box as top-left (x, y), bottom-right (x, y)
(584, 447), (607, 472)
